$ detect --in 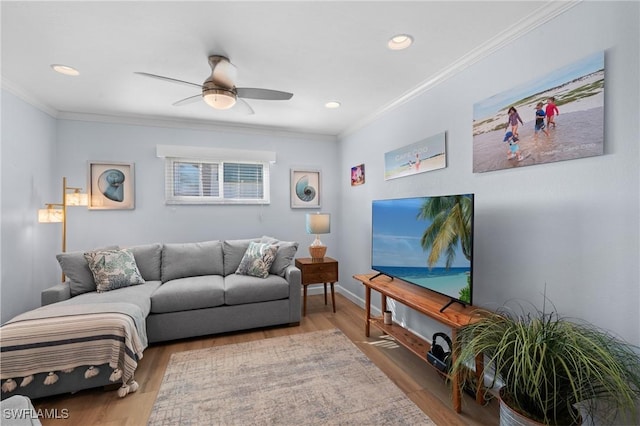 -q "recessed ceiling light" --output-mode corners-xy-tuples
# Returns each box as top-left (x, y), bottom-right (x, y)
(325, 101), (341, 109)
(51, 64), (80, 76)
(387, 34), (413, 50)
